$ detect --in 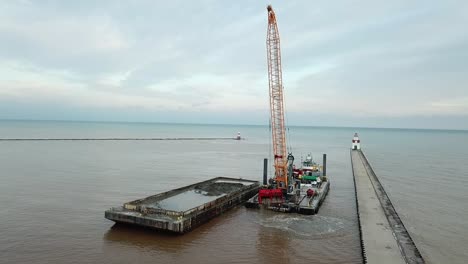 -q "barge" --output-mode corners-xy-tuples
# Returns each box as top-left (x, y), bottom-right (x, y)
(105, 177), (260, 233)
(245, 154), (330, 215)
